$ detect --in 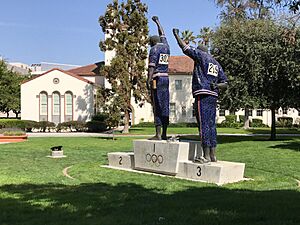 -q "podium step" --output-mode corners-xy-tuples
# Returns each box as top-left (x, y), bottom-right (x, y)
(176, 160), (245, 185)
(108, 152), (135, 169)
(133, 140), (190, 175)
